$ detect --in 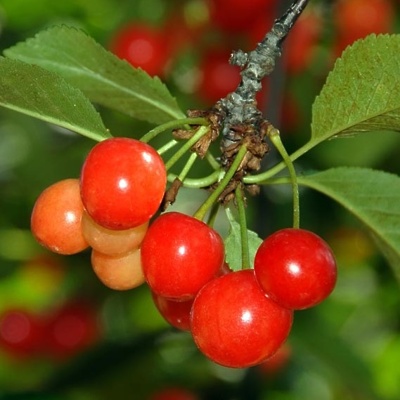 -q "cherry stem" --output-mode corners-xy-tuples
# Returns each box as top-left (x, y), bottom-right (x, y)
(235, 185), (251, 270)
(193, 144), (248, 221)
(167, 170), (220, 188)
(140, 117), (208, 143)
(157, 139), (178, 155)
(268, 128), (300, 229)
(165, 125), (210, 171)
(177, 152), (198, 182)
(207, 201), (220, 228)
